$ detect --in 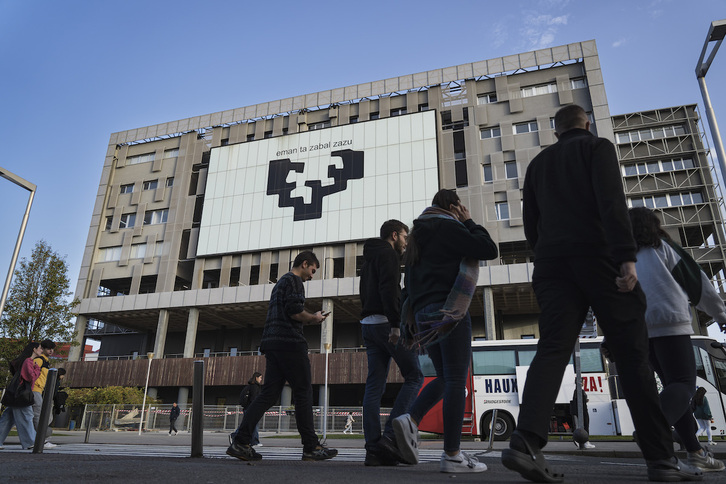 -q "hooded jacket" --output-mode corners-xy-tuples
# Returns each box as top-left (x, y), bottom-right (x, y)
(360, 238), (402, 324)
